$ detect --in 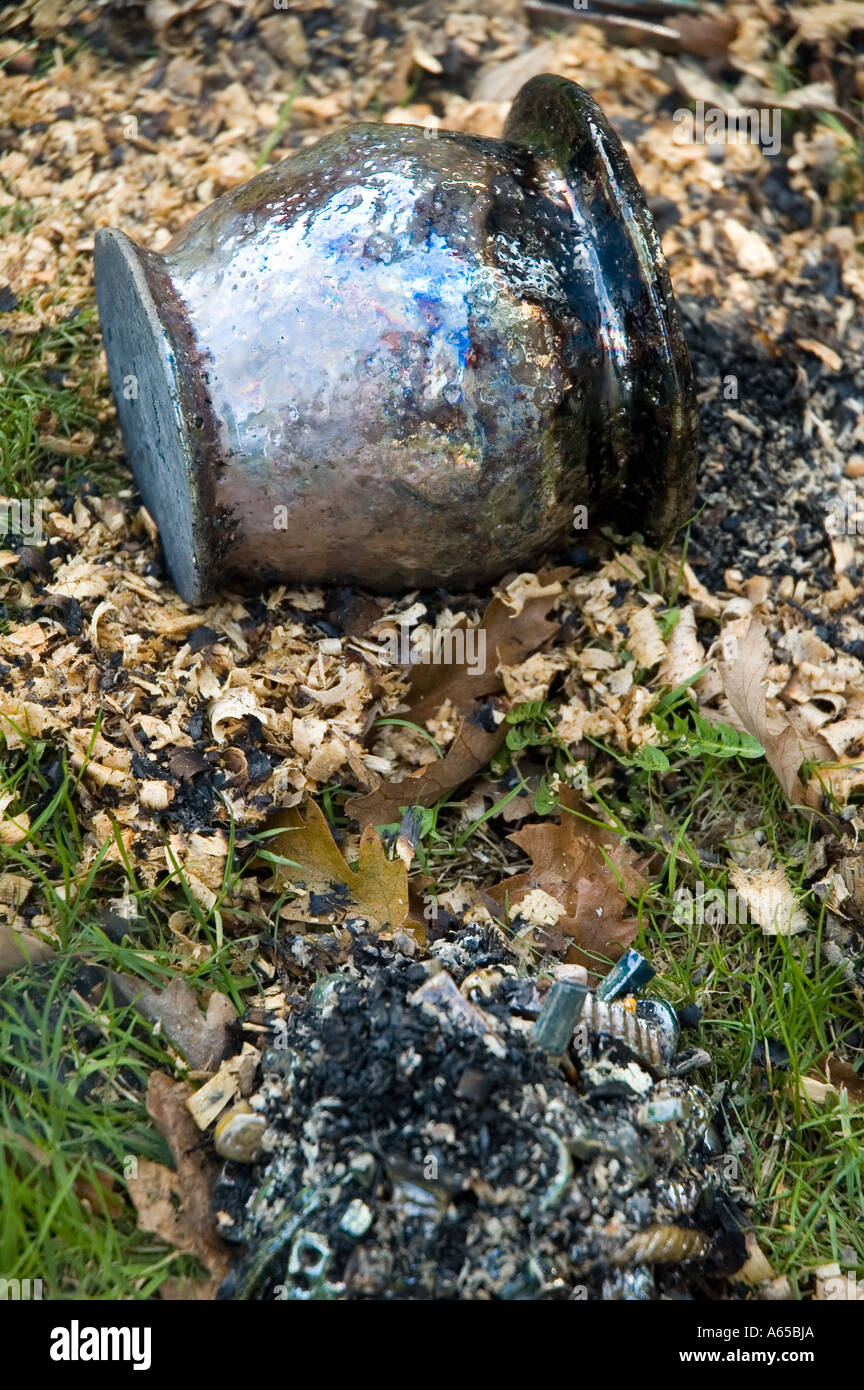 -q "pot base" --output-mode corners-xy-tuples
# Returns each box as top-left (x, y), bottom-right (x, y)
(94, 228), (209, 605)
